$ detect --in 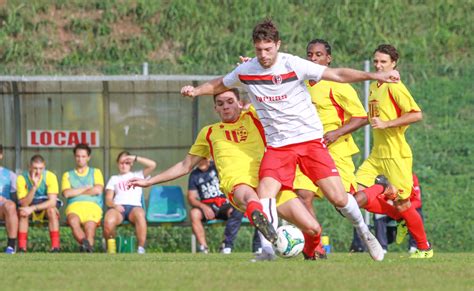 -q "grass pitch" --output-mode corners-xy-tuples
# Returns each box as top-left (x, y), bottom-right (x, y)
(0, 252), (472, 290)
